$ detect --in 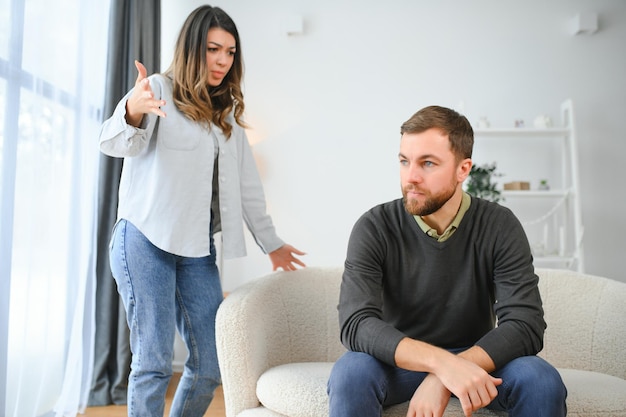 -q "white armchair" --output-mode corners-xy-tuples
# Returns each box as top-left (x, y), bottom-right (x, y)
(216, 267), (626, 417)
